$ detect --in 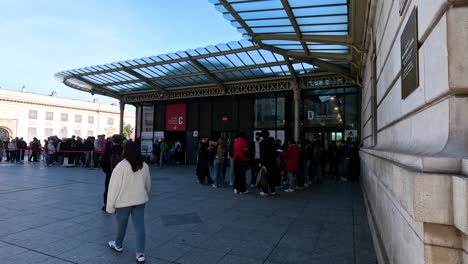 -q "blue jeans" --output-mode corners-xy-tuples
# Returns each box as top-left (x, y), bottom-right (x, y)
(213, 159), (224, 187)
(115, 204), (146, 253)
